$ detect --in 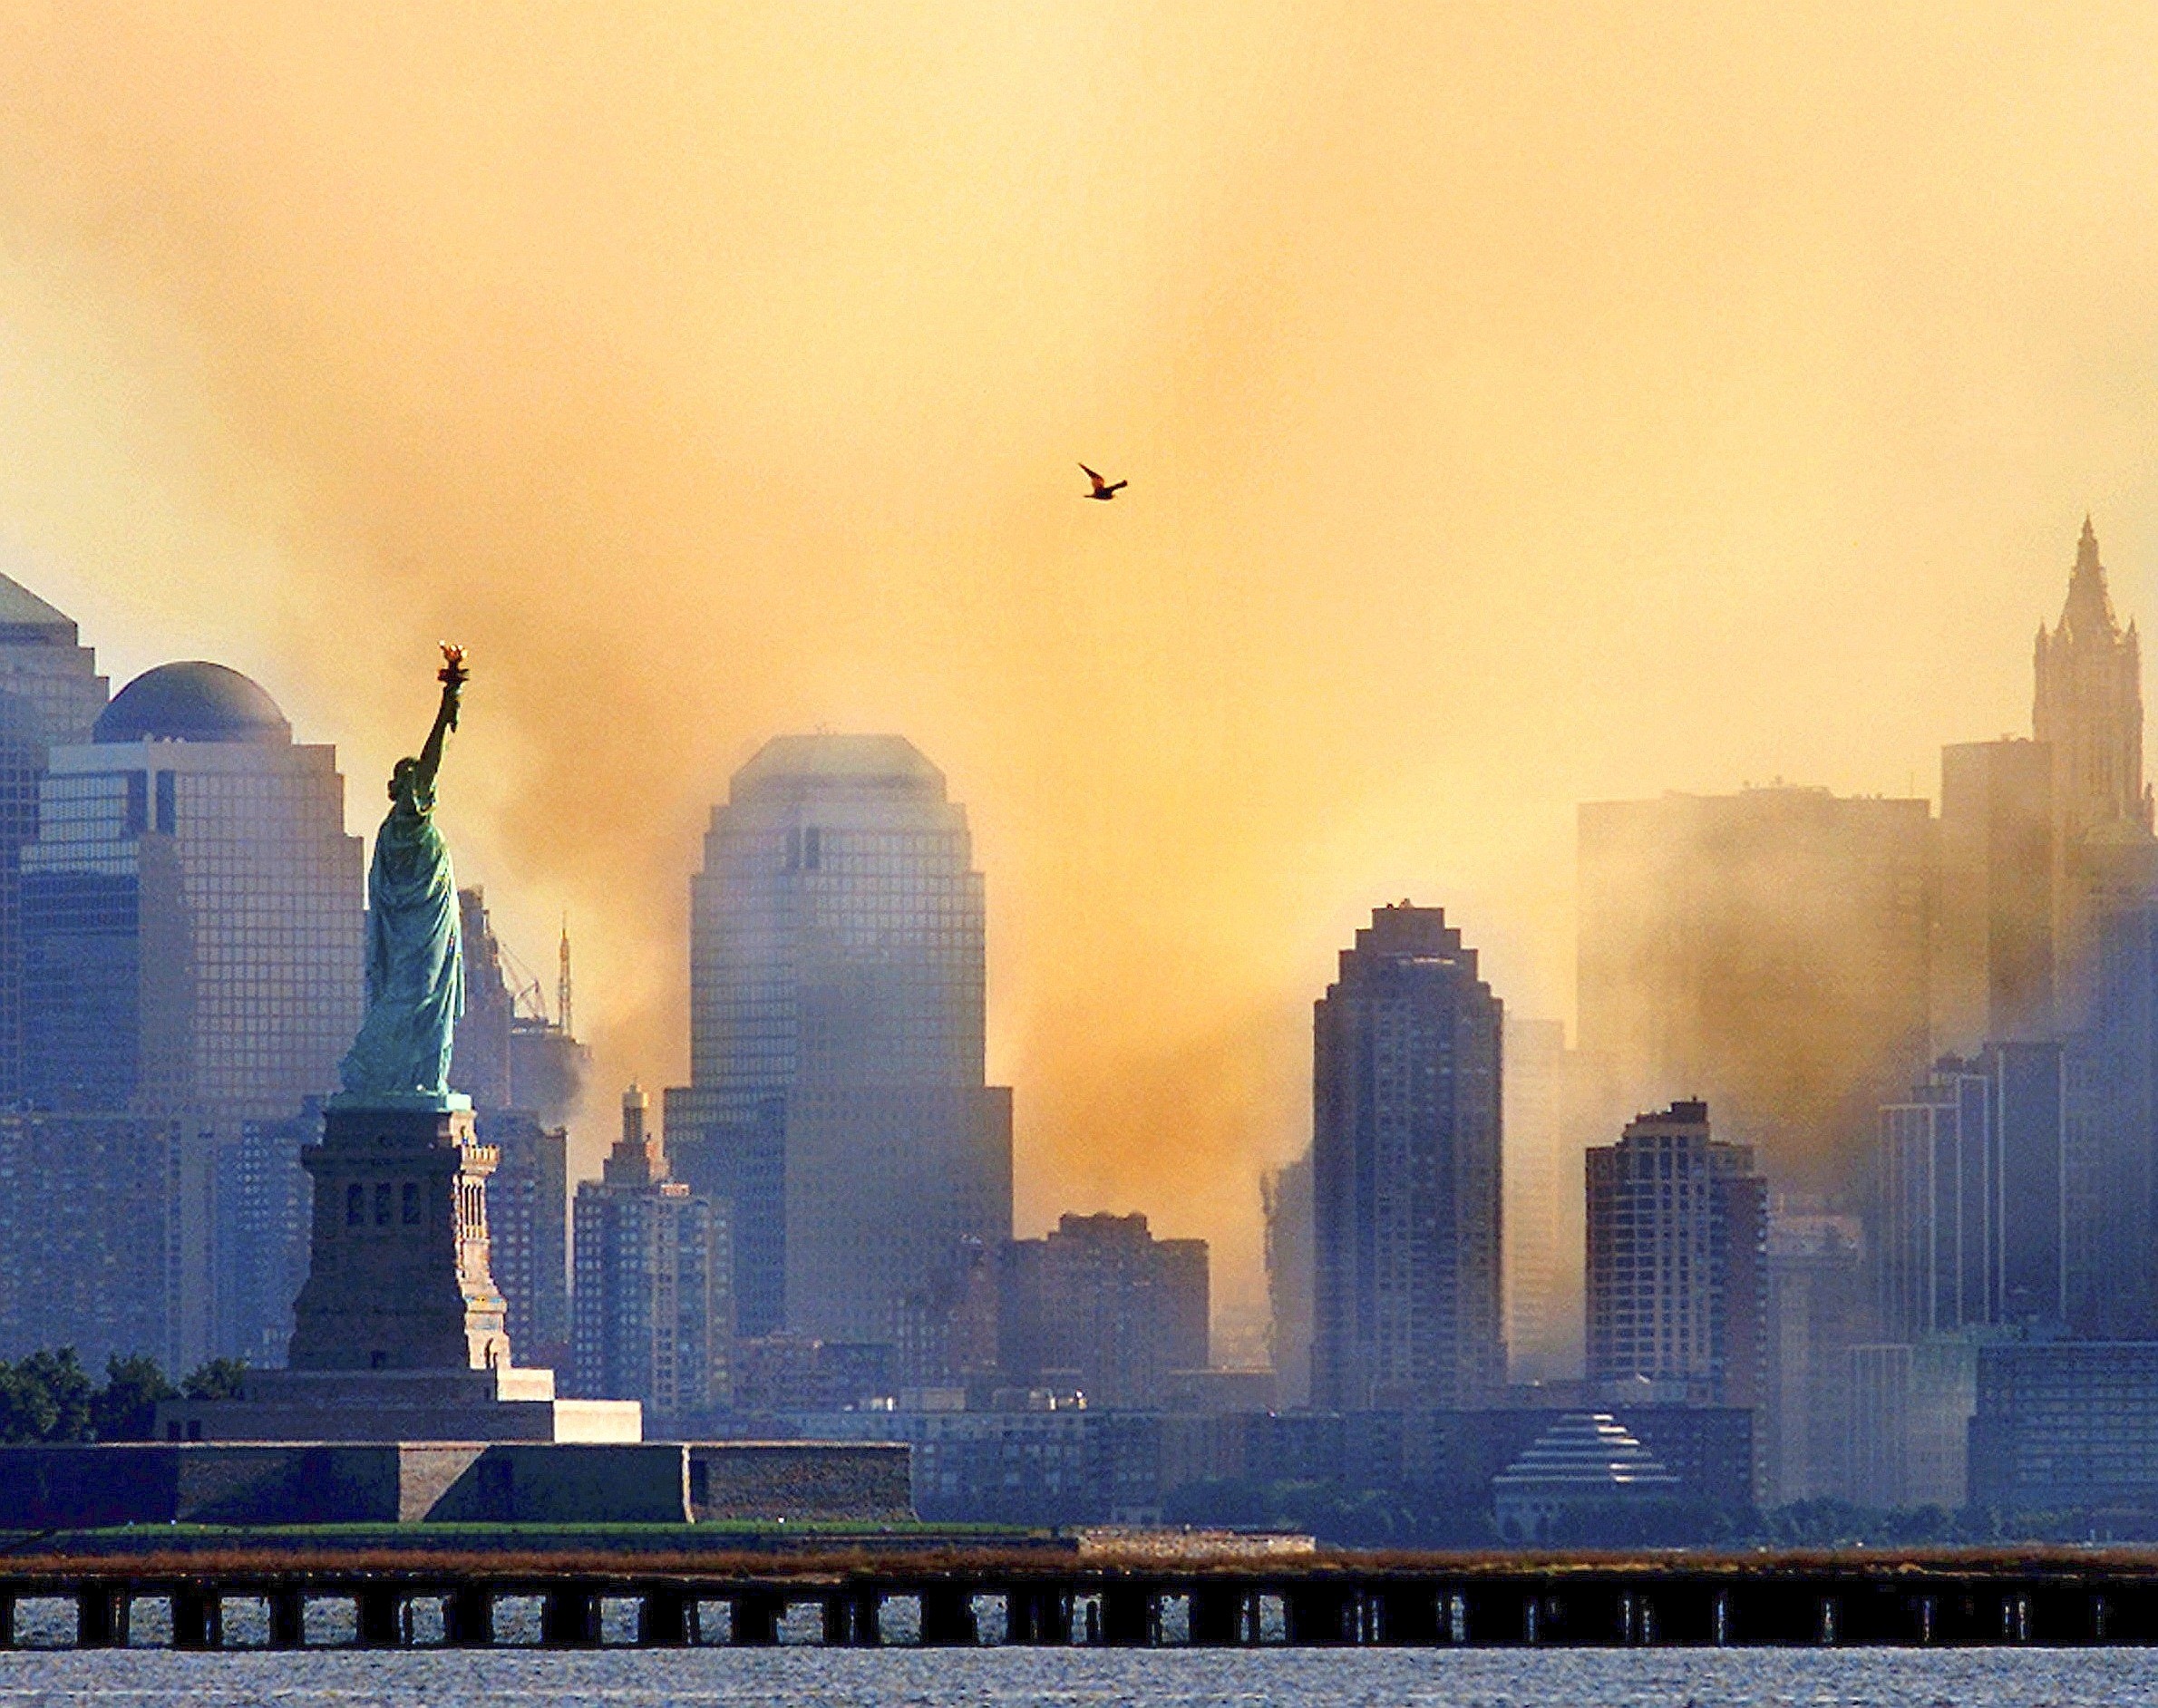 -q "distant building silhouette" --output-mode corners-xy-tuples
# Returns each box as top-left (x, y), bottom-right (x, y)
(664, 734), (1012, 1344)
(482, 1111), (570, 1368)
(1262, 1151), (1313, 1409)
(1872, 1044), (2066, 1339)
(569, 1086), (732, 1427)
(1502, 1017), (1618, 1383)
(2067, 905), (2158, 1336)
(448, 888), (577, 1367)
(1936, 738), (2056, 1053)
(998, 1212), (1209, 1409)
(1577, 786), (1931, 1197)
(2036, 519), (2158, 1015)
(1584, 1100), (1766, 1415)
(1311, 903), (1503, 1411)
(1761, 1200), (1863, 1505)
(0, 565), (106, 1103)
(0, 1111), (185, 1369)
